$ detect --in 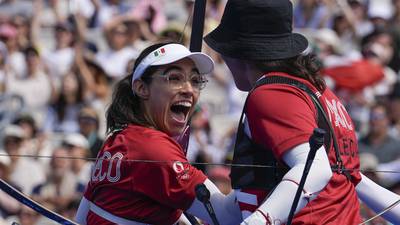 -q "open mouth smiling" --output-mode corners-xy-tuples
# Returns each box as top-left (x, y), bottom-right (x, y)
(170, 101), (192, 124)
